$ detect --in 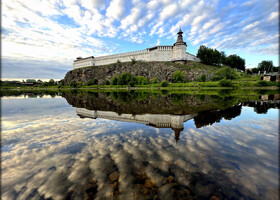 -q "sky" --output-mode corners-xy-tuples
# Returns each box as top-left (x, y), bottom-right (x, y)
(2, 0), (279, 79)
